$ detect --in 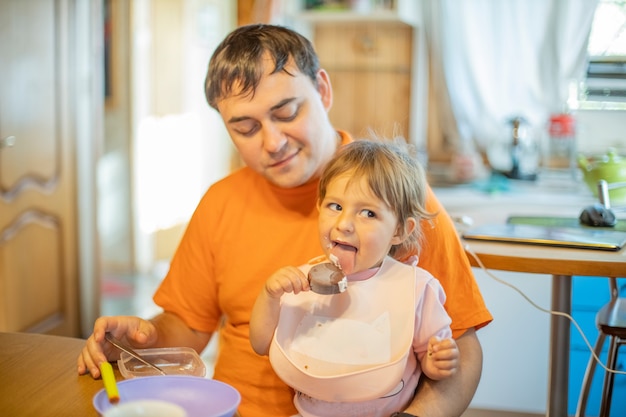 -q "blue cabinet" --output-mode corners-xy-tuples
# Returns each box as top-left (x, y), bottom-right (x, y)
(568, 276), (626, 416)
